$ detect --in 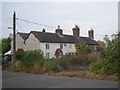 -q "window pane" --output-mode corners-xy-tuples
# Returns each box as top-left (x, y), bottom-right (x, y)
(46, 44), (49, 49)
(60, 43), (63, 49)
